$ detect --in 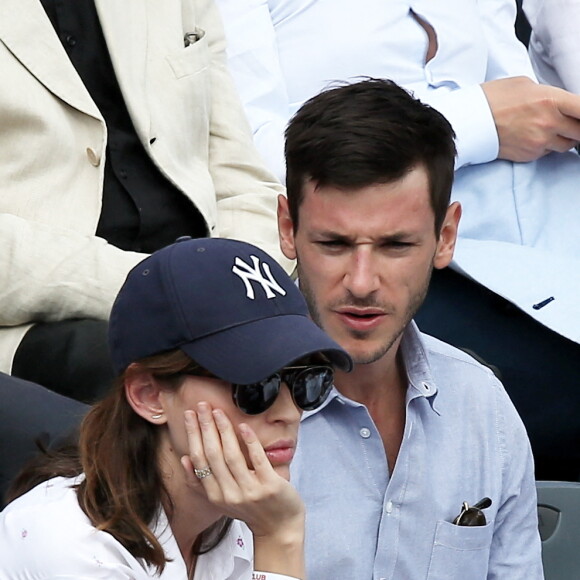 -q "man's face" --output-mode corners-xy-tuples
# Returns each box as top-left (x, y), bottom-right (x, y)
(278, 167), (460, 366)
